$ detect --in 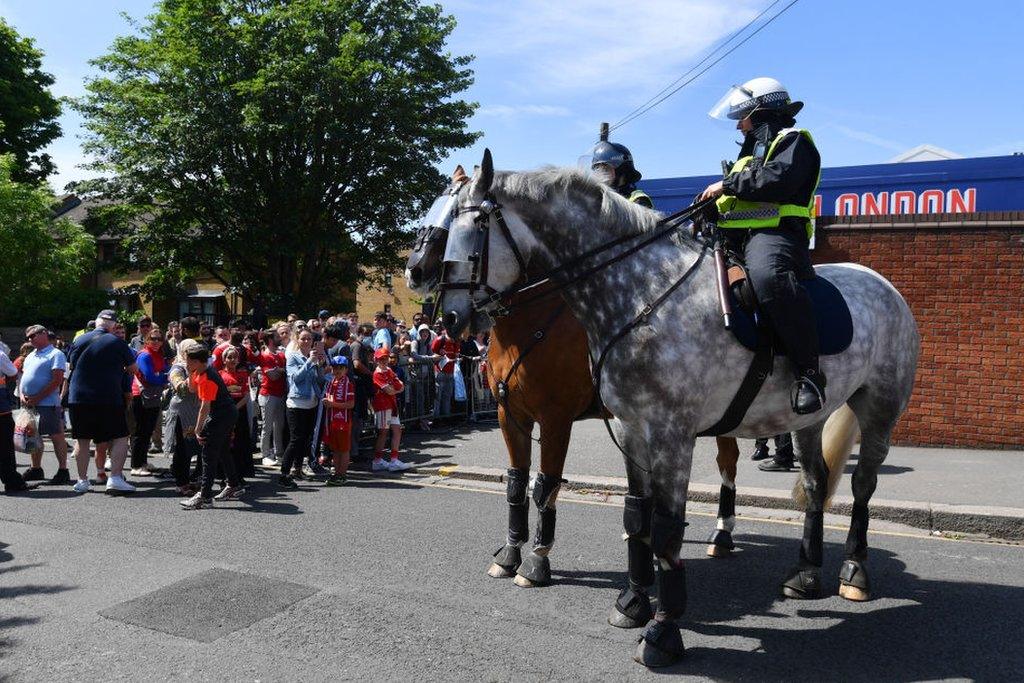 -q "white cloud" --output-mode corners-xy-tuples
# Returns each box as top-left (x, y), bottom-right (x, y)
(443, 0), (771, 93)
(477, 104), (572, 119)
